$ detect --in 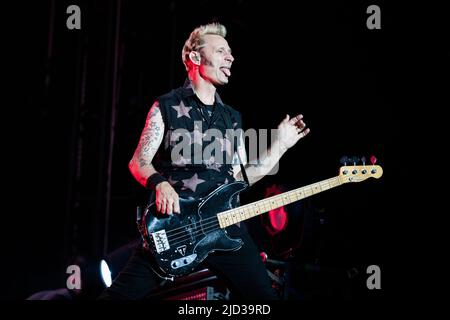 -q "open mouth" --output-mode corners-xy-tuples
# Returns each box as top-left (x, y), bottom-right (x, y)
(220, 67), (231, 77)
